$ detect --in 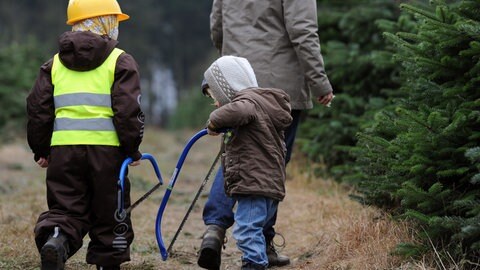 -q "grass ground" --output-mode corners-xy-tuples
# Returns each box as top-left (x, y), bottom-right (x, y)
(0, 128), (426, 269)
